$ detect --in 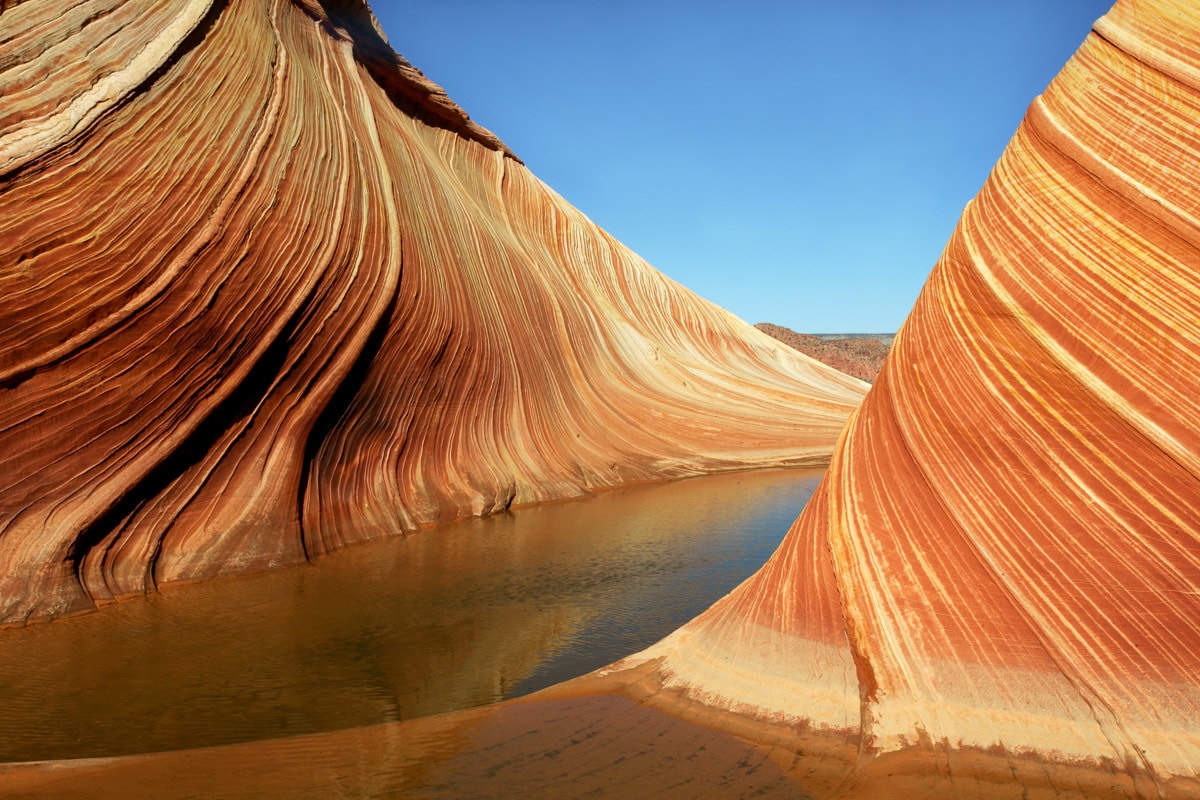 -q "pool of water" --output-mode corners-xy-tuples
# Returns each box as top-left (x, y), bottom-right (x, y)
(0, 467), (823, 762)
